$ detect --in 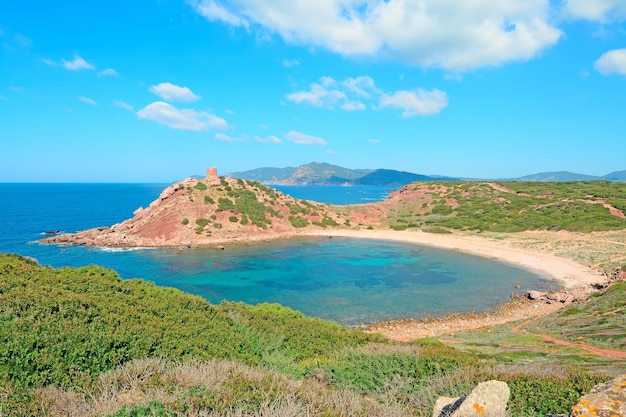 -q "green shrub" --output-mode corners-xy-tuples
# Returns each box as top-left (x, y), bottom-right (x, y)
(204, 196), (215, 205)
(431, 205), (453, 215)
(181, 218), (189, 225)
(229, 216), (239, 223)
(193, 182), (207, 191)
(289, 216), (309, 228)
(195, 218), (209, 228)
